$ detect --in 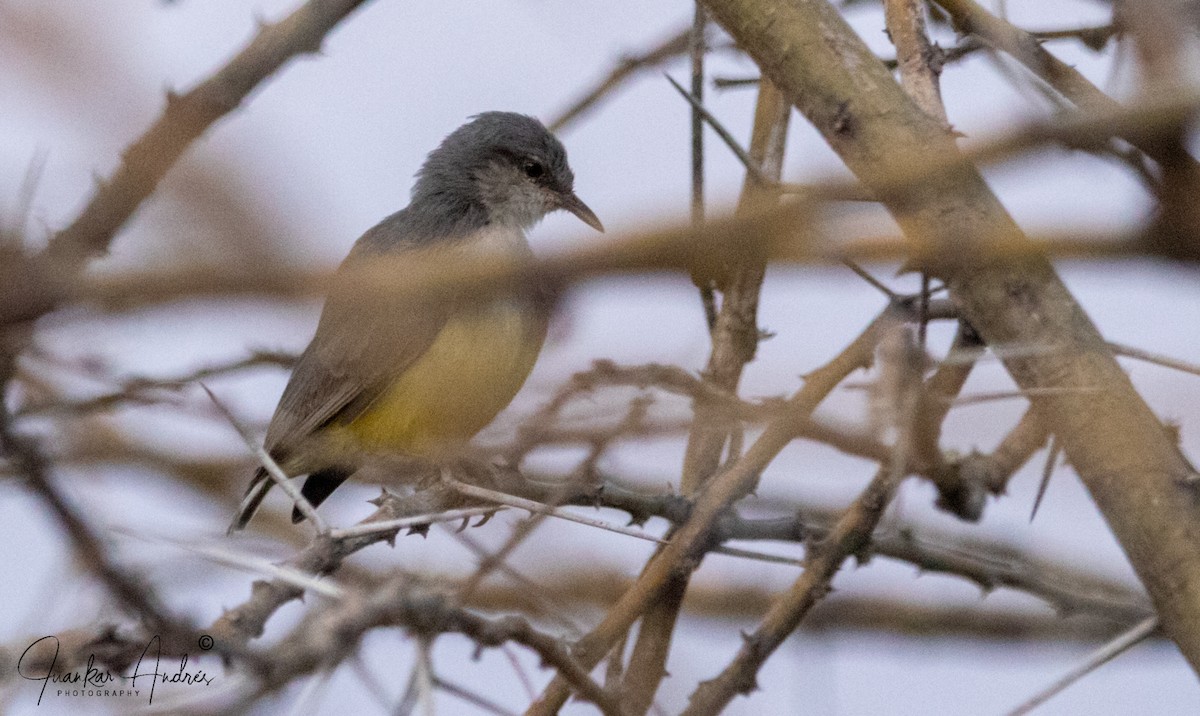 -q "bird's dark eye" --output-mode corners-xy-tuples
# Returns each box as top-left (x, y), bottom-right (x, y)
(523, 161), (545, 179)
